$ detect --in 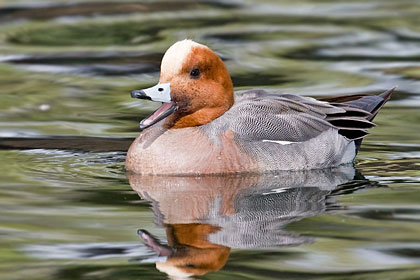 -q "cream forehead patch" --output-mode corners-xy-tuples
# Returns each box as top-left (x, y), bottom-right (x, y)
(160, 39), (208, 77)
(156, 262), (193, 278)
